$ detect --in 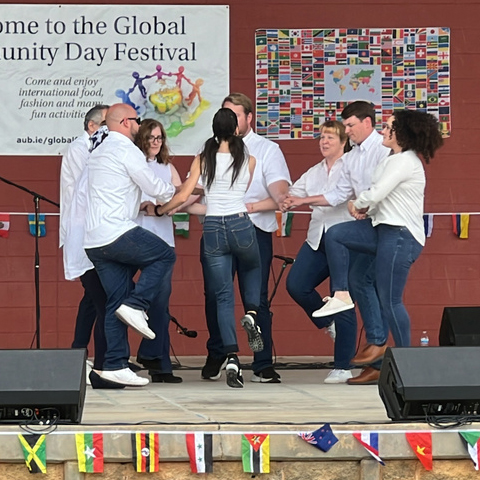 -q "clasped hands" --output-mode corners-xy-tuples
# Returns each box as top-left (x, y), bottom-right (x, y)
(348, 200), (368, 220)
